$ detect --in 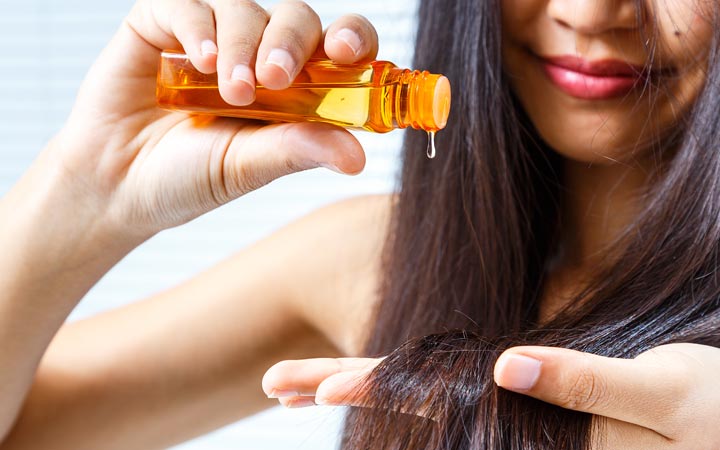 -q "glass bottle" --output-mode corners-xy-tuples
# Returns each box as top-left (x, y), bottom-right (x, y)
(156, 51), (451, 133)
